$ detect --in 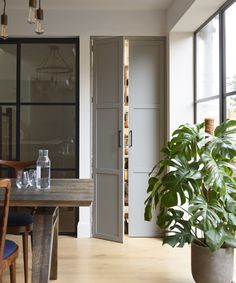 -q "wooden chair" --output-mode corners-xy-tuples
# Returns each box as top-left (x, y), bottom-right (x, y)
(0, 160), (36, 283)
(0, 179), (19, 283)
